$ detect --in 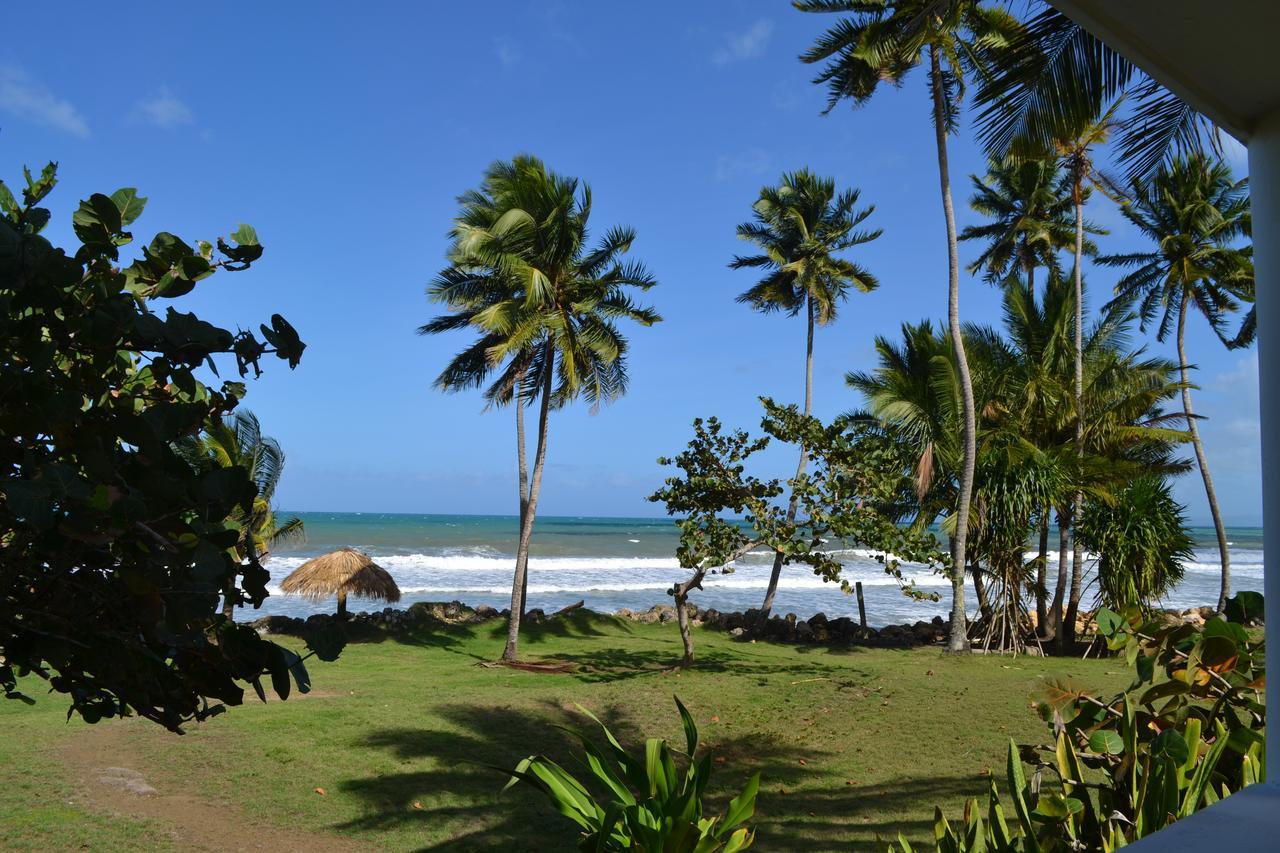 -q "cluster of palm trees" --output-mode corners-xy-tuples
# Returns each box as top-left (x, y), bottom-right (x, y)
(419, 2), (1255, 661)
(789, 1), (1254, 651)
